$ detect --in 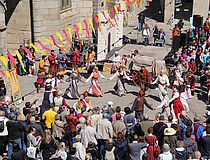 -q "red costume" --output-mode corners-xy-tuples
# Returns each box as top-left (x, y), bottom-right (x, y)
(172, 91), (184, 118)
(48, 55), (57, 76)
(71, 51), (82, 65)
